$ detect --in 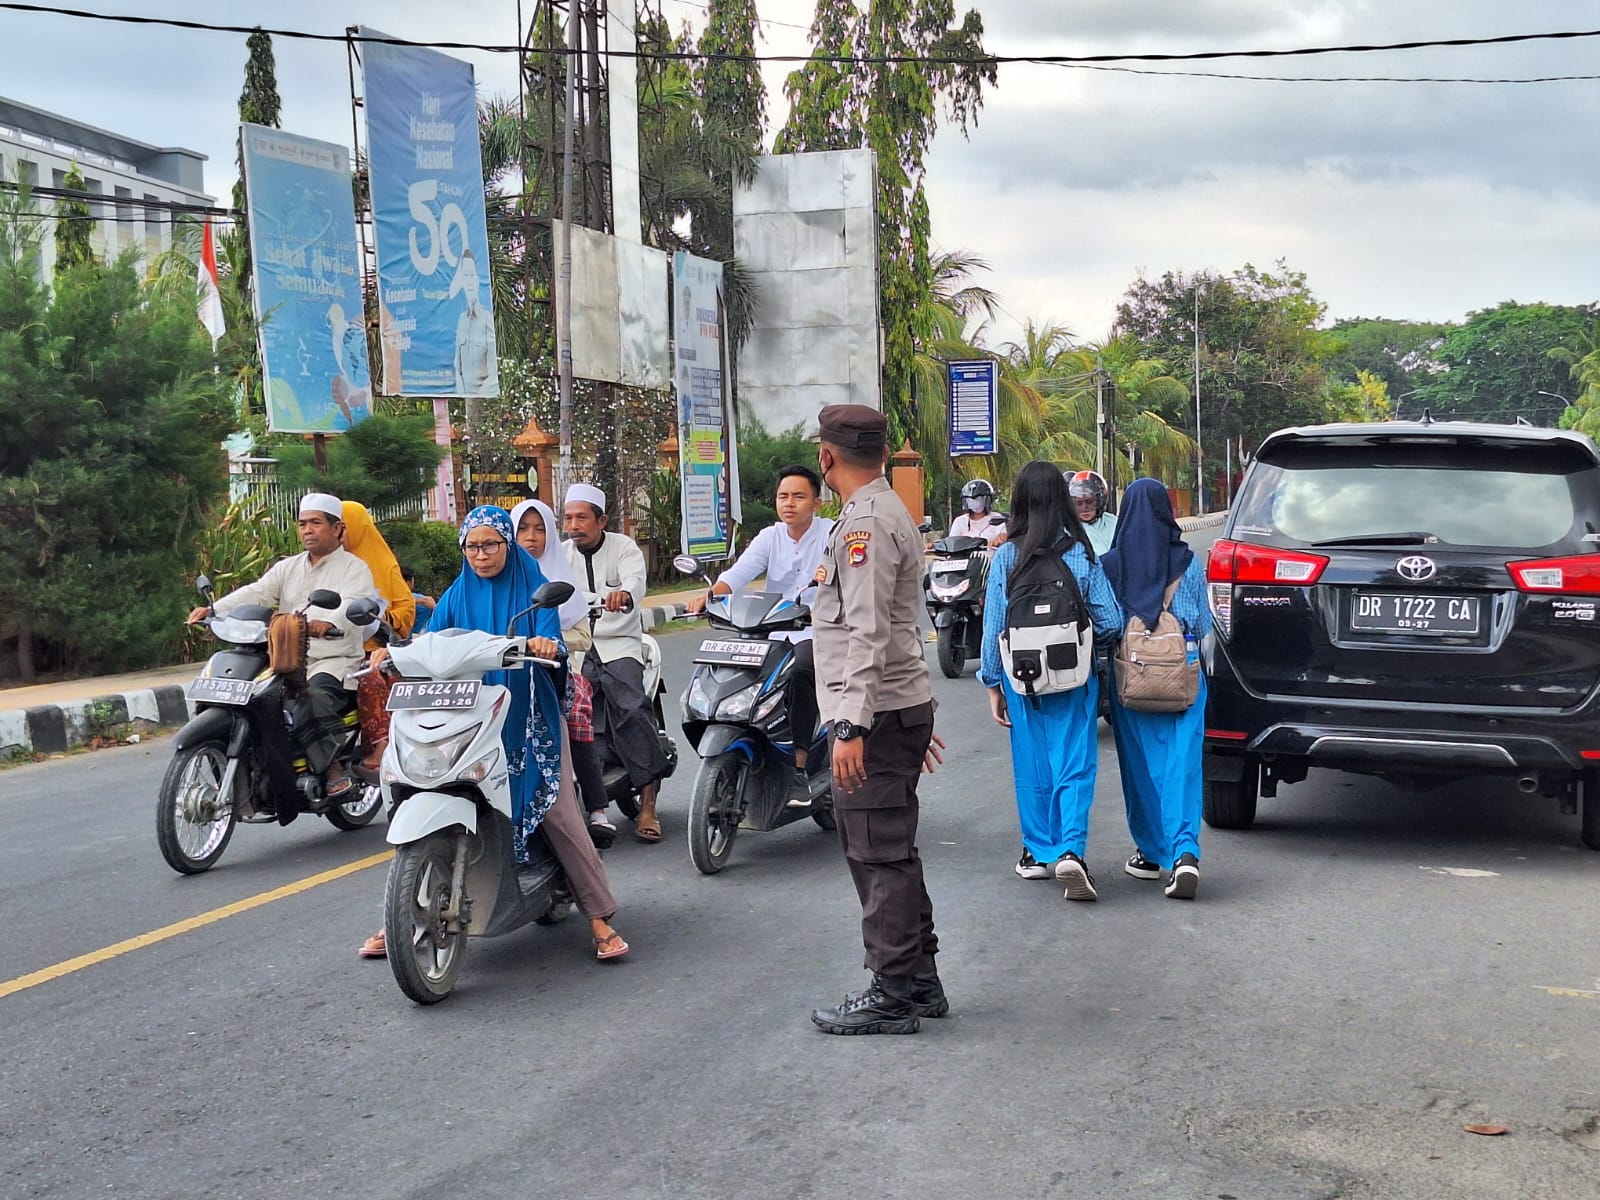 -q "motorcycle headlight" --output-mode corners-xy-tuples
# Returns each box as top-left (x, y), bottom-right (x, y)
(458, 746), (500, 783)
(754, 690), (784, 723)
(686, 674), (717, 720)
(715, 682), (761, 722)
(399, 725), (482, 784)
